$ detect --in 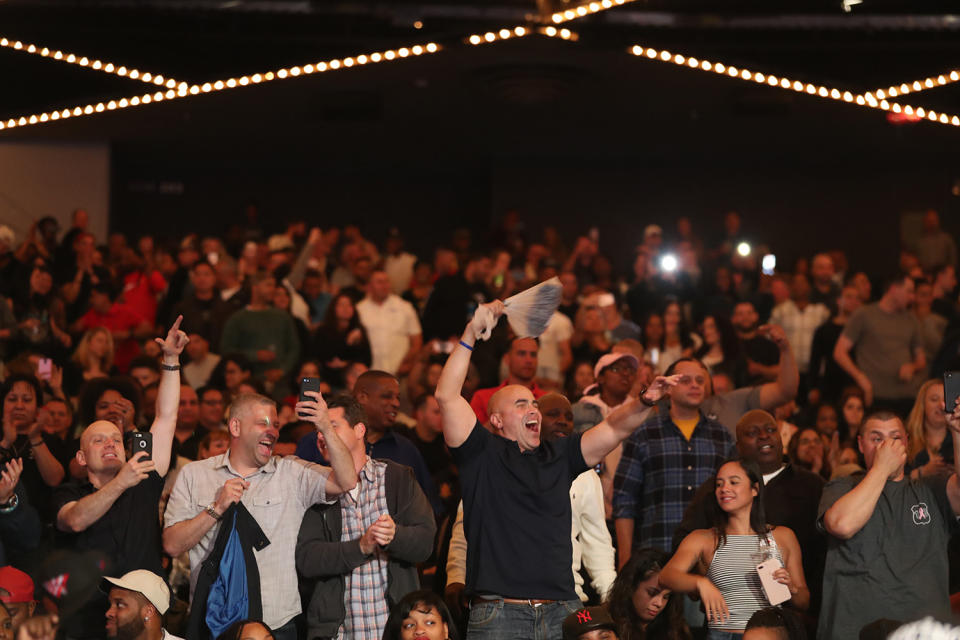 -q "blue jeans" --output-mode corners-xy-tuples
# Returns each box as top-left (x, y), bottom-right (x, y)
(467, 599), (583, 640)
